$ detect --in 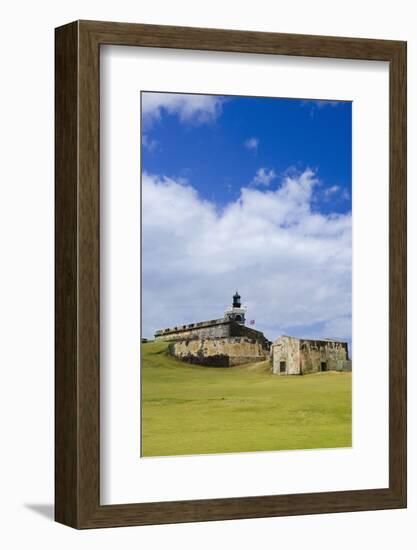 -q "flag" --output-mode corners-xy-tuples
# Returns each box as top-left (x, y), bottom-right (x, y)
(249, 320), (255, 325)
